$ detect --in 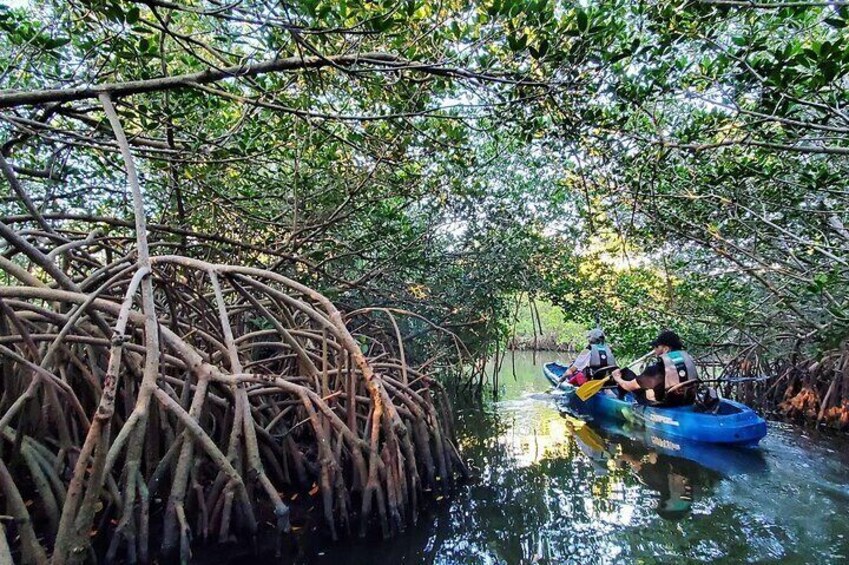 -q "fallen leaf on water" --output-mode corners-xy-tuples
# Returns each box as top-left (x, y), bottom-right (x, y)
(309, 485), (319, 496)
(290, 493), (299, 501)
